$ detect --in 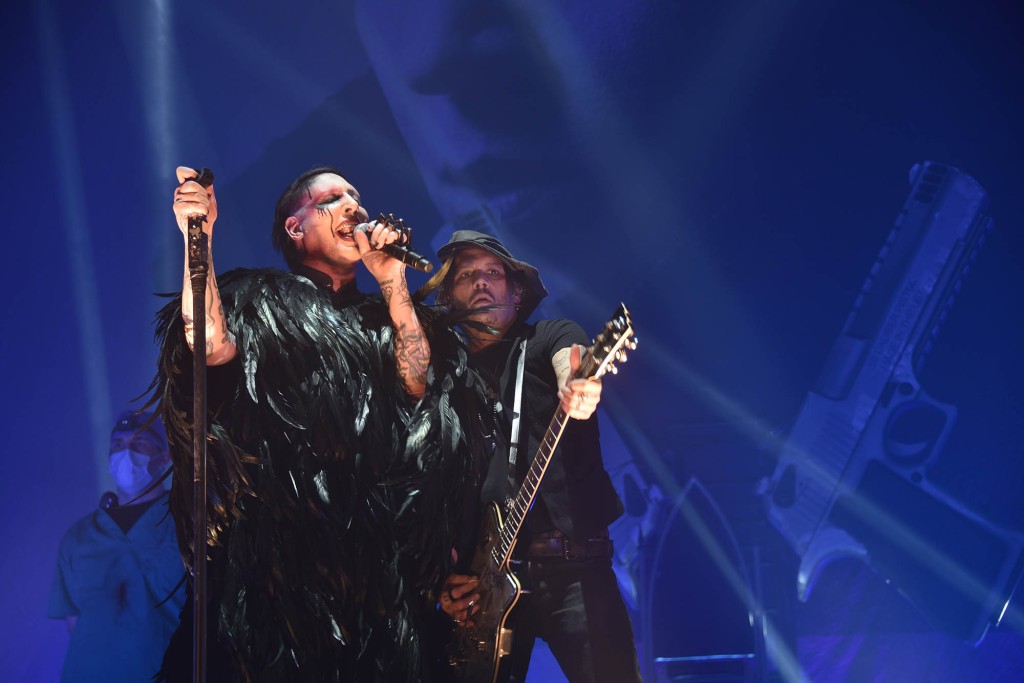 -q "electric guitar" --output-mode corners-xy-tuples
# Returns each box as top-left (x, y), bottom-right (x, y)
(448, 304), (637, 682)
